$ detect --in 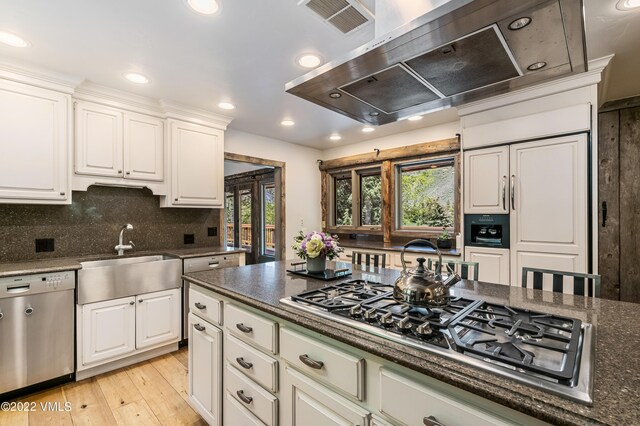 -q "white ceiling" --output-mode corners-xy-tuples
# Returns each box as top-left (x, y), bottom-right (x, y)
(0, 1), (638, 149)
